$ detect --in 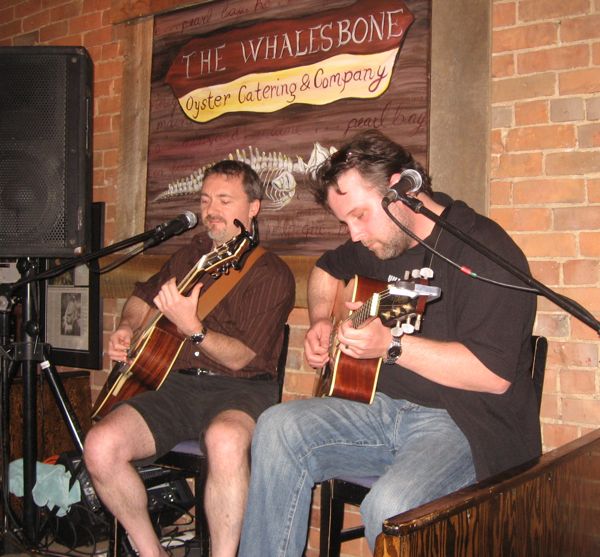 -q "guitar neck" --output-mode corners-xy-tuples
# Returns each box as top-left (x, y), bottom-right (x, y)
(348, 293), (380, 329)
